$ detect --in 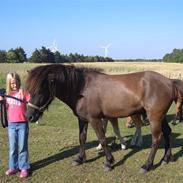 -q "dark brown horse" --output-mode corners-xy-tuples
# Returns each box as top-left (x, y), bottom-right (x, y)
(25, 64), (175, 173)
(111, 79), (183, 148)
(172, 79), (183, 125)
